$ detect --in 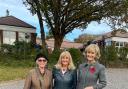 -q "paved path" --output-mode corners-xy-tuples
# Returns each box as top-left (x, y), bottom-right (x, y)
(0, 68), (128, 89)
(0, 80), (24, 89)
(104, 68), (128, 89)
